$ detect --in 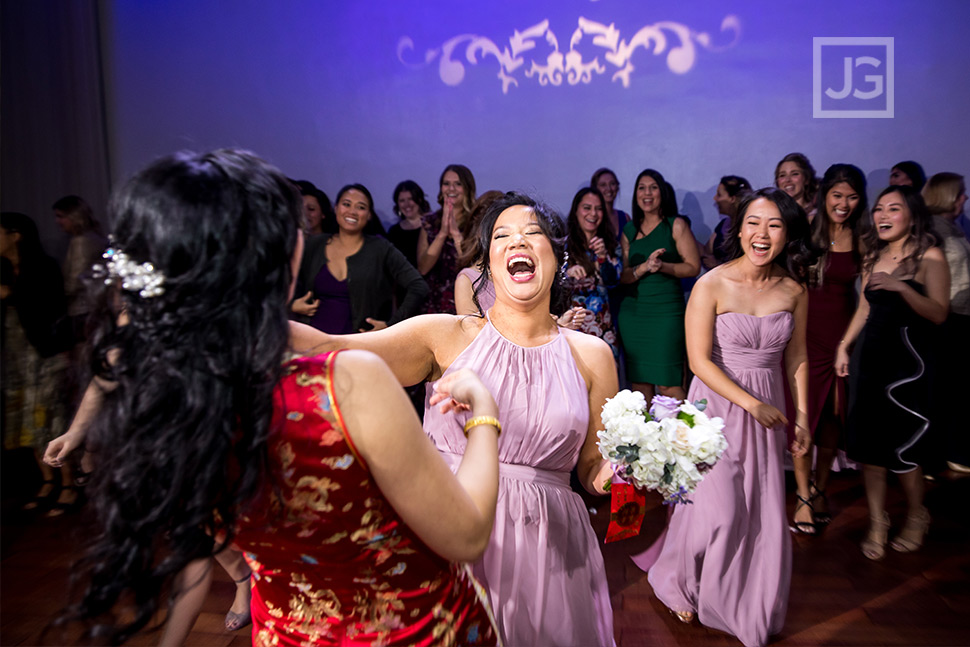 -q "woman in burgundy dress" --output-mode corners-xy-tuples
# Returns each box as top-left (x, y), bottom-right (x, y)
(51, 150), (501, 646)
(791, 164), (867, 534)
